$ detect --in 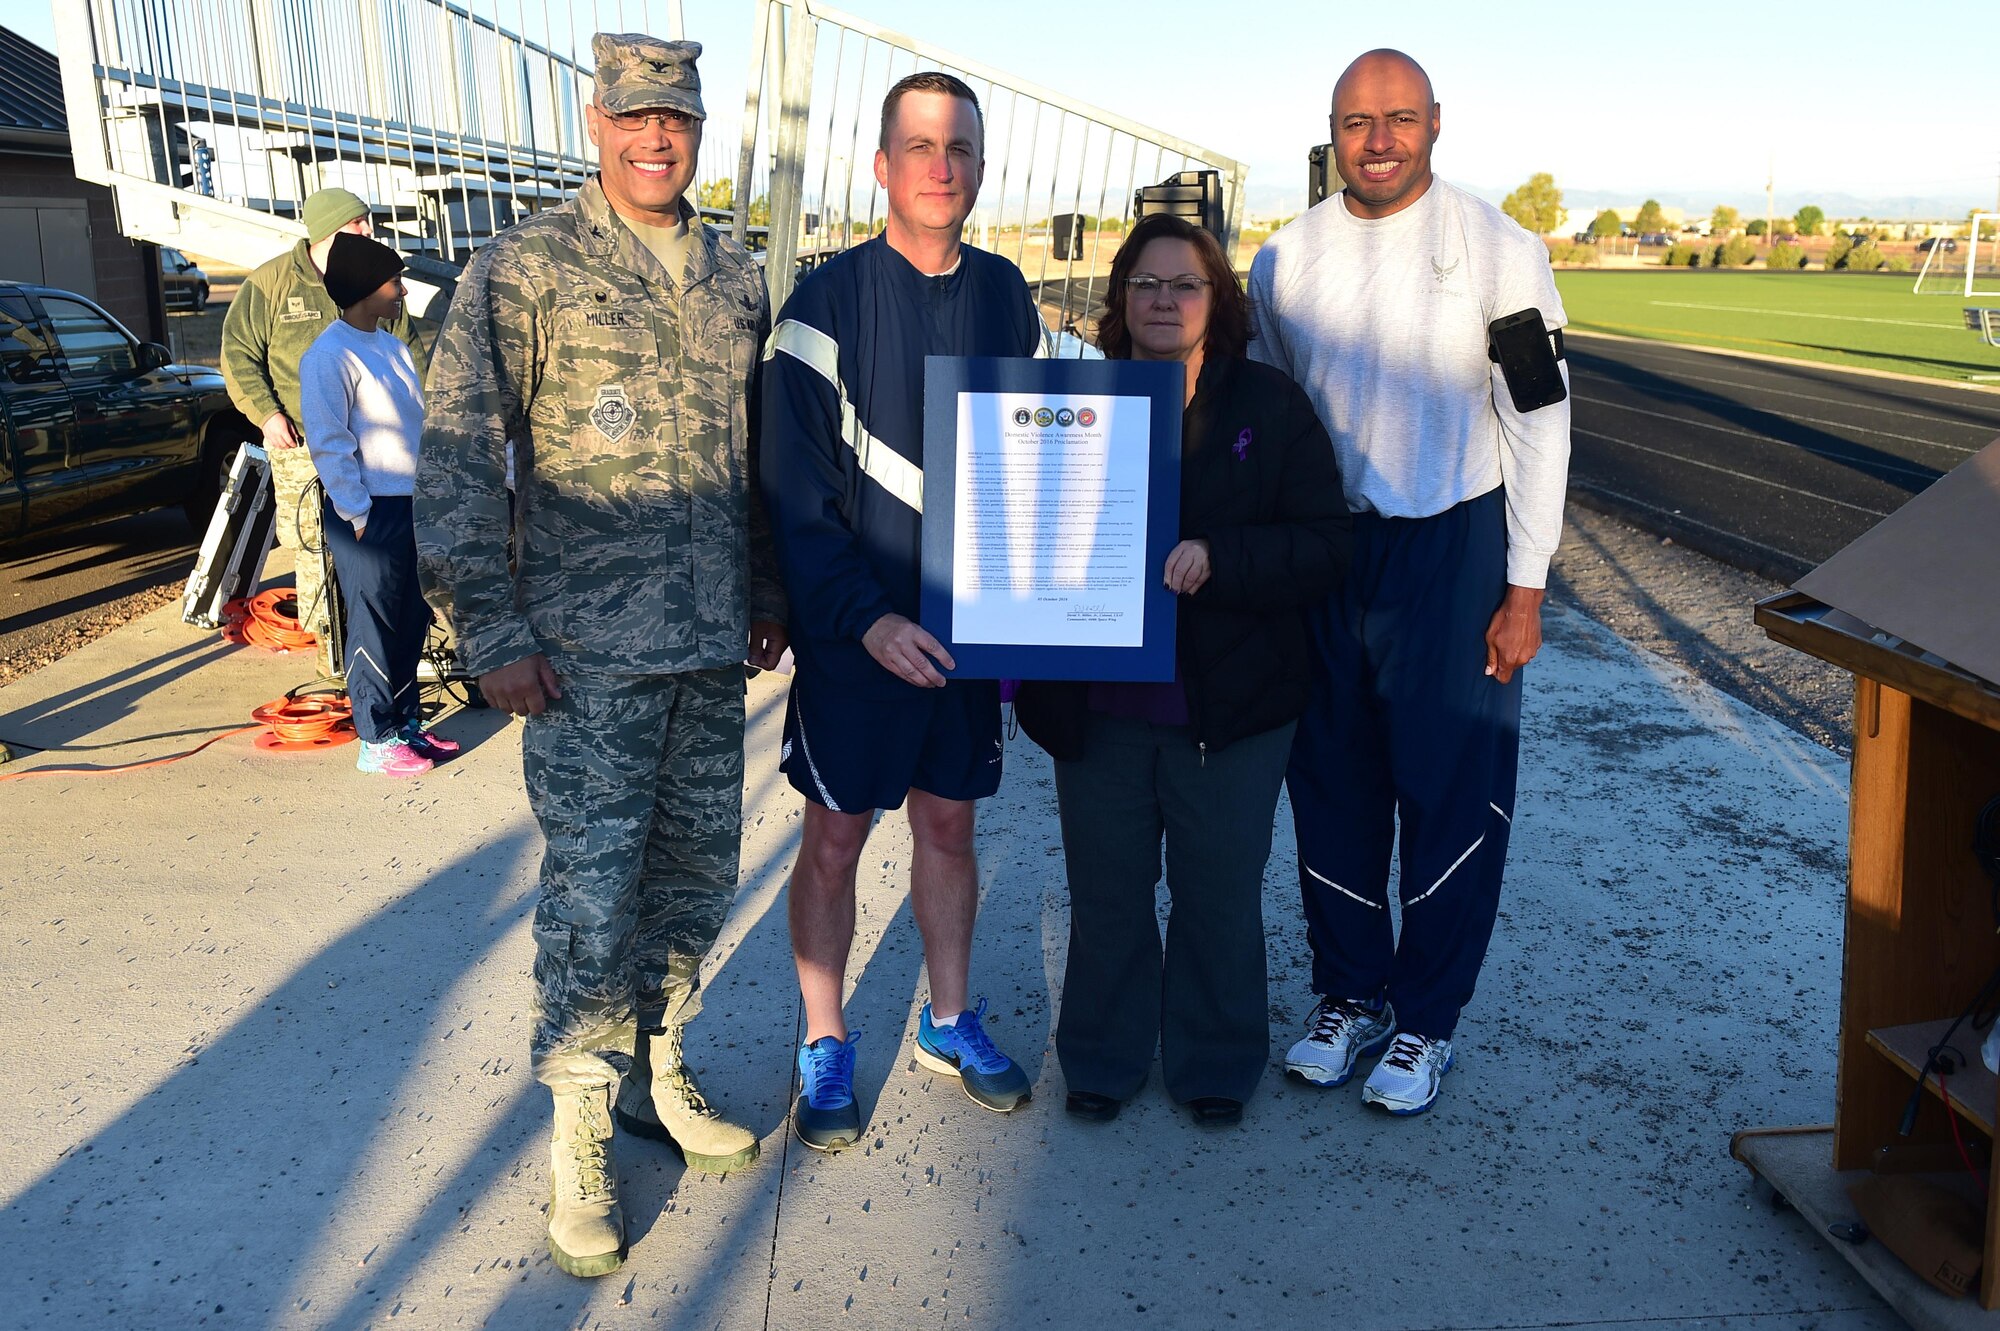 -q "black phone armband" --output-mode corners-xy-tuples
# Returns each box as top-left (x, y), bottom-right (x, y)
(1486, 308), (1567, 413)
